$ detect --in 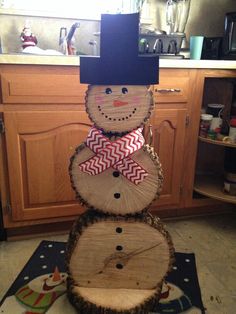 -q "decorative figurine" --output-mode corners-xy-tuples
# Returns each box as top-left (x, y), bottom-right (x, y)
(20, 22), (38, 50)
(66, 13), (174, 314)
